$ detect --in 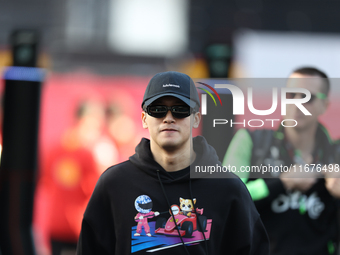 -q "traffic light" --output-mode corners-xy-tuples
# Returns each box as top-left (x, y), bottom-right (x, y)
(11, 30), (39, 67)
(205, 44), (232, 78)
